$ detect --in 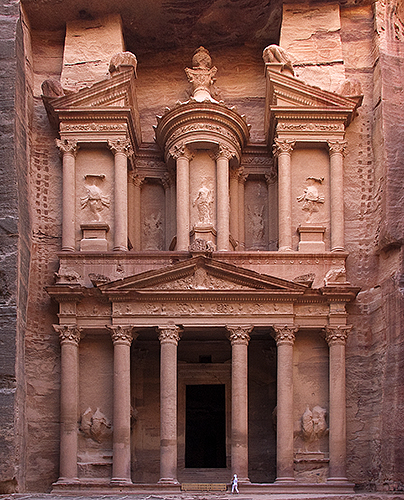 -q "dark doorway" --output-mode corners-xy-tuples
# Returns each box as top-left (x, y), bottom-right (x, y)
(185, 384), (226, 468)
